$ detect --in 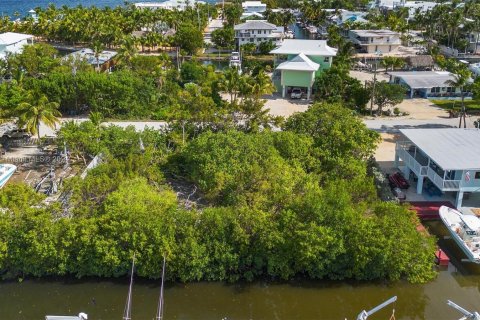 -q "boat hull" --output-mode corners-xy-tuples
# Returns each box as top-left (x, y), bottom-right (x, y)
(0, 164), (16, 188)
(439, 206), (480, 264)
